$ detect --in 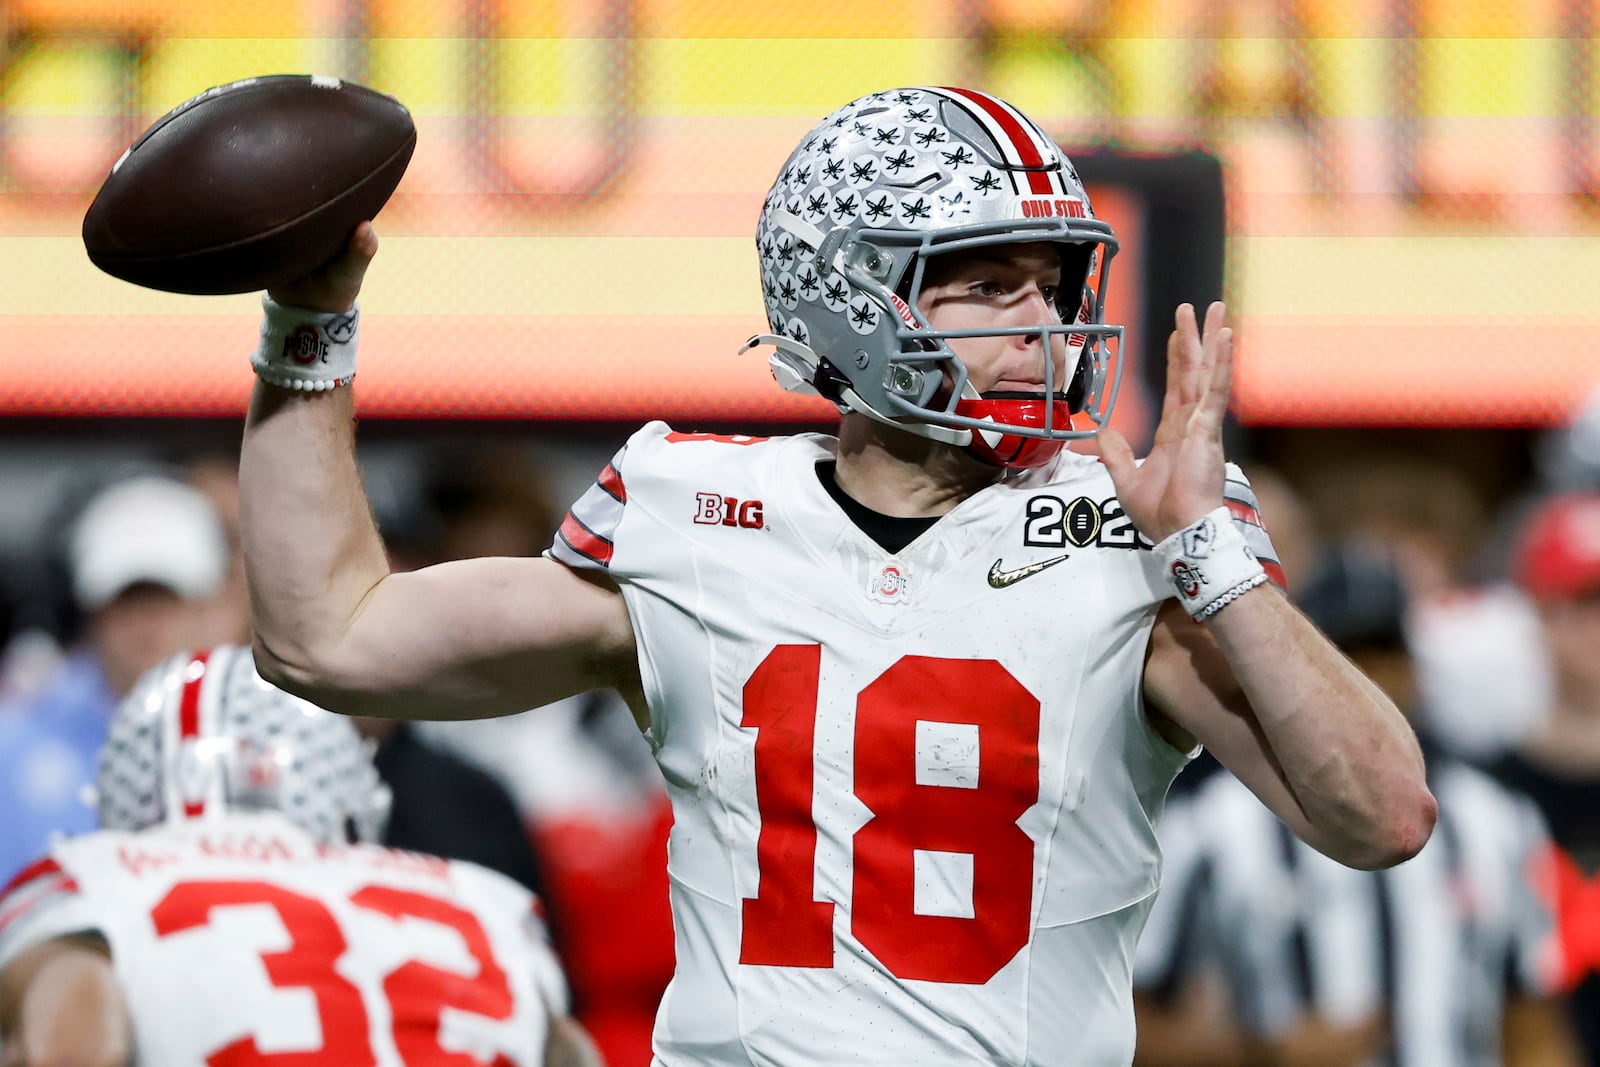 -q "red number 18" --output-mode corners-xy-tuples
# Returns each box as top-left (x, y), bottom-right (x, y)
(739, 647), (1041, 985)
